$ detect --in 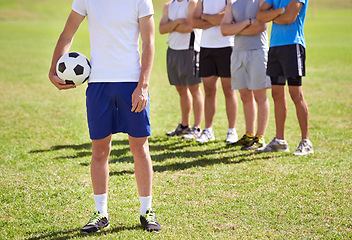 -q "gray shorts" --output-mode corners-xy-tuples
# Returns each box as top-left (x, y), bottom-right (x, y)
(167, 48), (201, 86)
(231, 48), (271, 91)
